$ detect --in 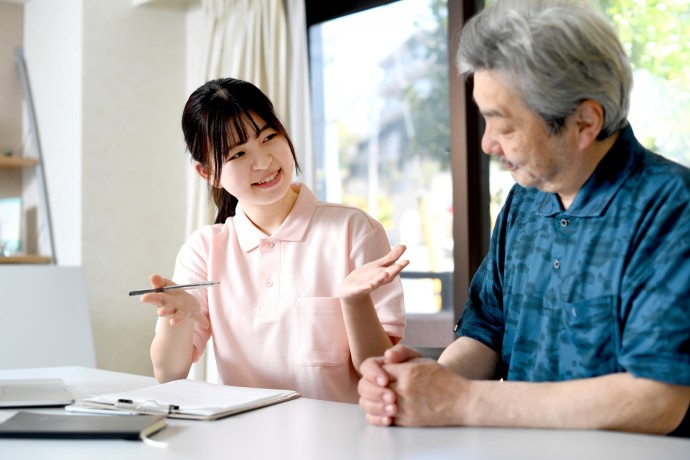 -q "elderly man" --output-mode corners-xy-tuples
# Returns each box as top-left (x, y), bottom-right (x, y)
(357, 0), (690, 436)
